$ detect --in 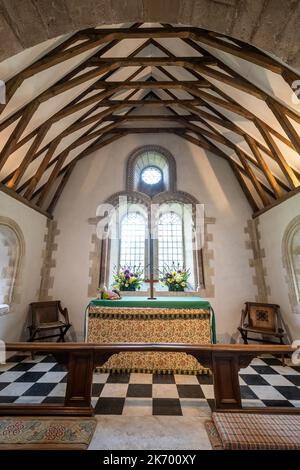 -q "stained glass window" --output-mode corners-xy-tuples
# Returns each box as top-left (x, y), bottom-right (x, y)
(158, 212), (184, 272)
(119, 212), (146, 268)
(141, 166), (162, 185)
